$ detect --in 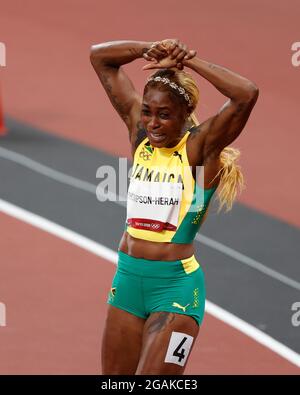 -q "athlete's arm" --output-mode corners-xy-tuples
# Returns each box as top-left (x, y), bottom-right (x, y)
(183, 57), (259, 165)
(90, 41), (166, 150)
